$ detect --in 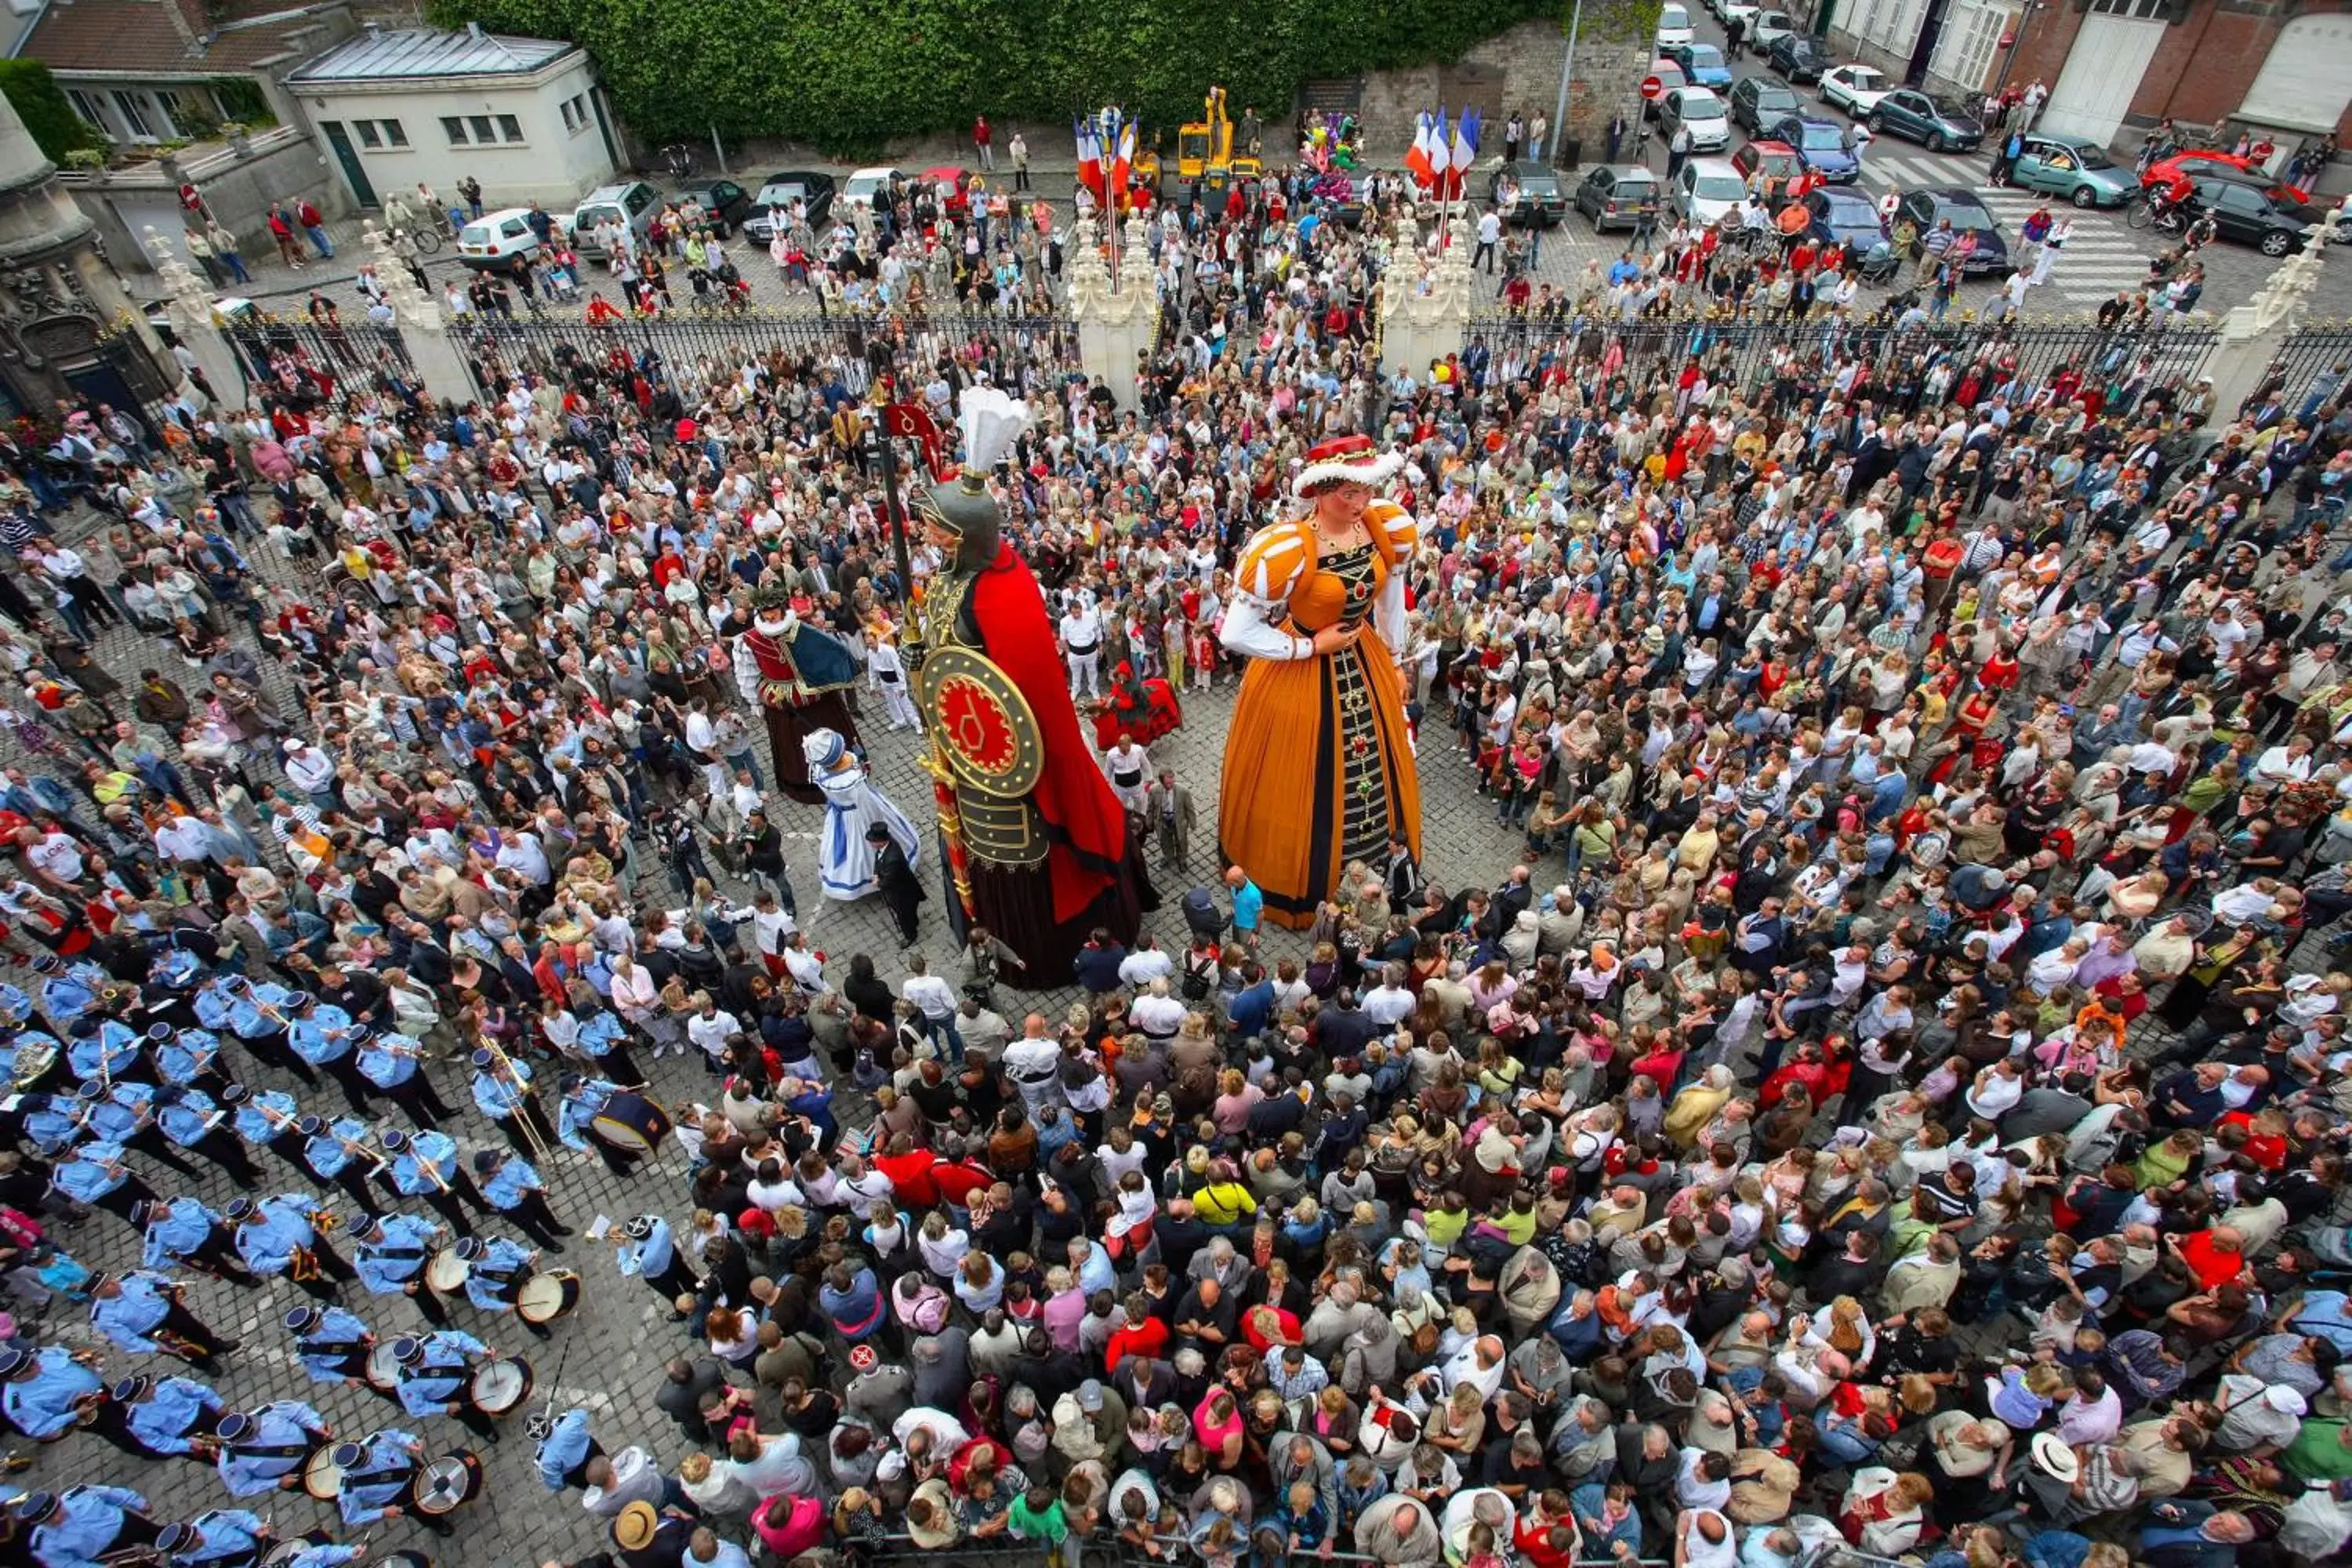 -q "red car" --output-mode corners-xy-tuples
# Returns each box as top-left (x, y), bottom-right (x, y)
(1732, 140), (1819, 200)
(2142, 151), (2309, 207)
